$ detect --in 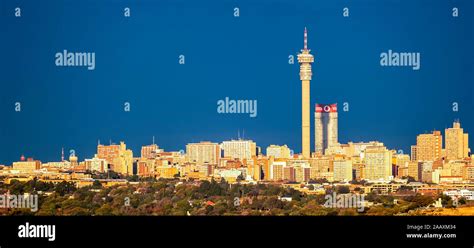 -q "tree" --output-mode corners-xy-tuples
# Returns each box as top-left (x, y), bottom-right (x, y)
(35, 181), (54, 192)
(92, 180), (103, 189)
(402, 176), (416, 183)
(126, 175), (139, 182)
(8, 180), (25, 195)
(336, 185), (350, 194)
(350, 179), (367, 185)
(289, 189), (302, 201)
(54, 181), (77, 196)
(397, 185), (413, 192)
(404, 194), (434, 208)
(308, 178), (328, 184)
(365, 191), (378, 202)
(262, 196), (283, 210)
(63, 206), (89, 216)
(95, 203), (114, 215)
(174, 199), (192, 215)
(199, 180), (211, 194)
(107, 171), (121, 179)
(236, 174), (245, 182)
